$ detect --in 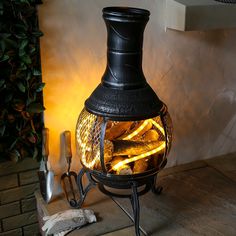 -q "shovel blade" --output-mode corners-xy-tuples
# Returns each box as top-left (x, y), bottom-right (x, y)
(46, 170), (54, 203)
(38, 170), (54, 203)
